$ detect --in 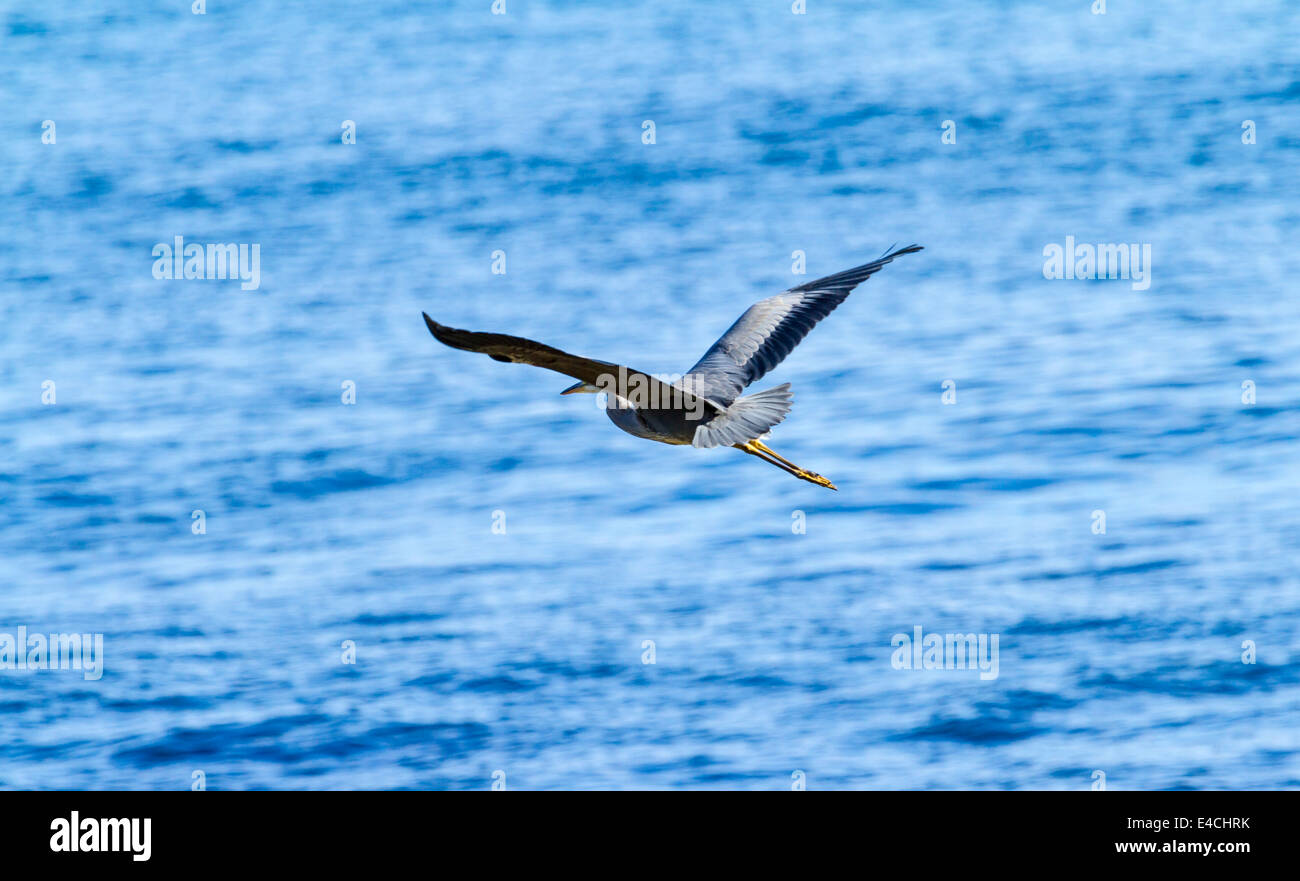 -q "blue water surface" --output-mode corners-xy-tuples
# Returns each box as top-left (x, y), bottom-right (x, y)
(2, 0), (1299, 789)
